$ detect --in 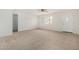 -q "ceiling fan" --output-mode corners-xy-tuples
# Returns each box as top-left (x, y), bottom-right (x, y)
(40, 9), (48, 12)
